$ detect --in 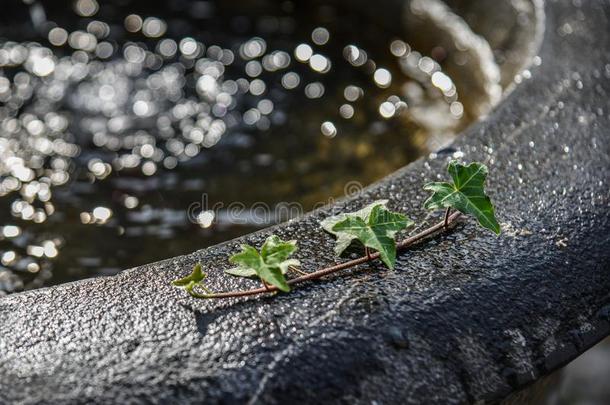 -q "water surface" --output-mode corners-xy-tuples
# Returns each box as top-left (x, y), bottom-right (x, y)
(0, 0), (474, 293)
